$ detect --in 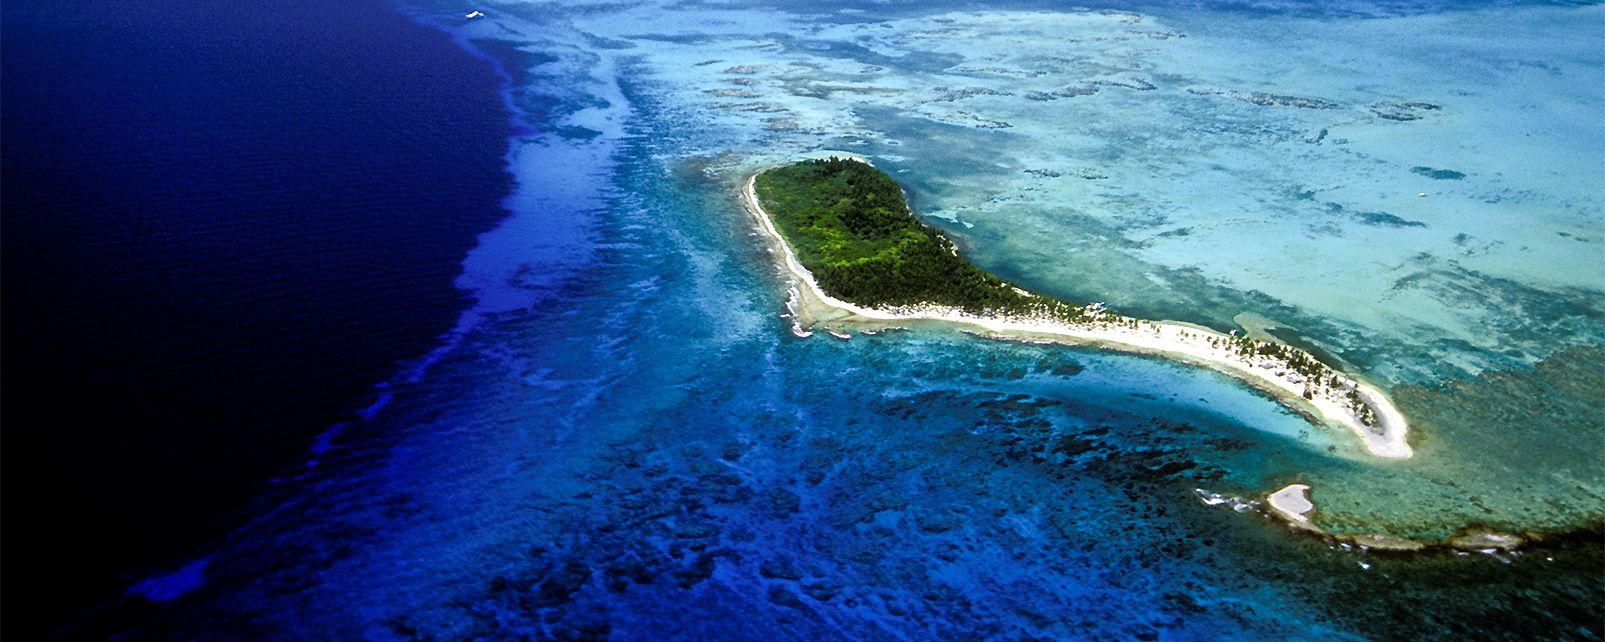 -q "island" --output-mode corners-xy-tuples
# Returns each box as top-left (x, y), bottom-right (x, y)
(743, 157), (1412, 459)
